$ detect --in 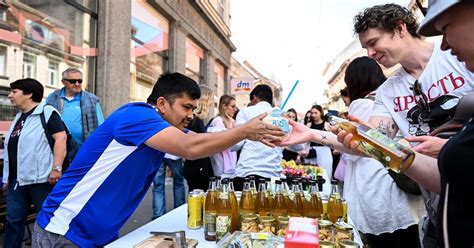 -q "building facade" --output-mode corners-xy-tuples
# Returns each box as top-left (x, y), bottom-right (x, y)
(230, 58), (282, 110)
(0, 0), (235, 129)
